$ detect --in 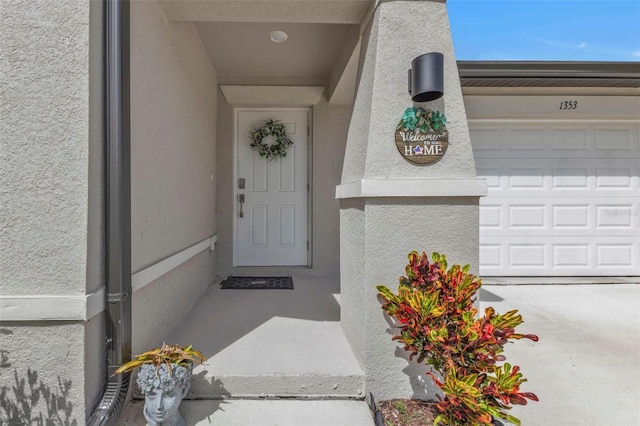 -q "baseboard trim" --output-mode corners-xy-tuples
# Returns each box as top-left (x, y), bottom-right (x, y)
(0, 288), (105, 322)
(132, 235), (216, 292)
